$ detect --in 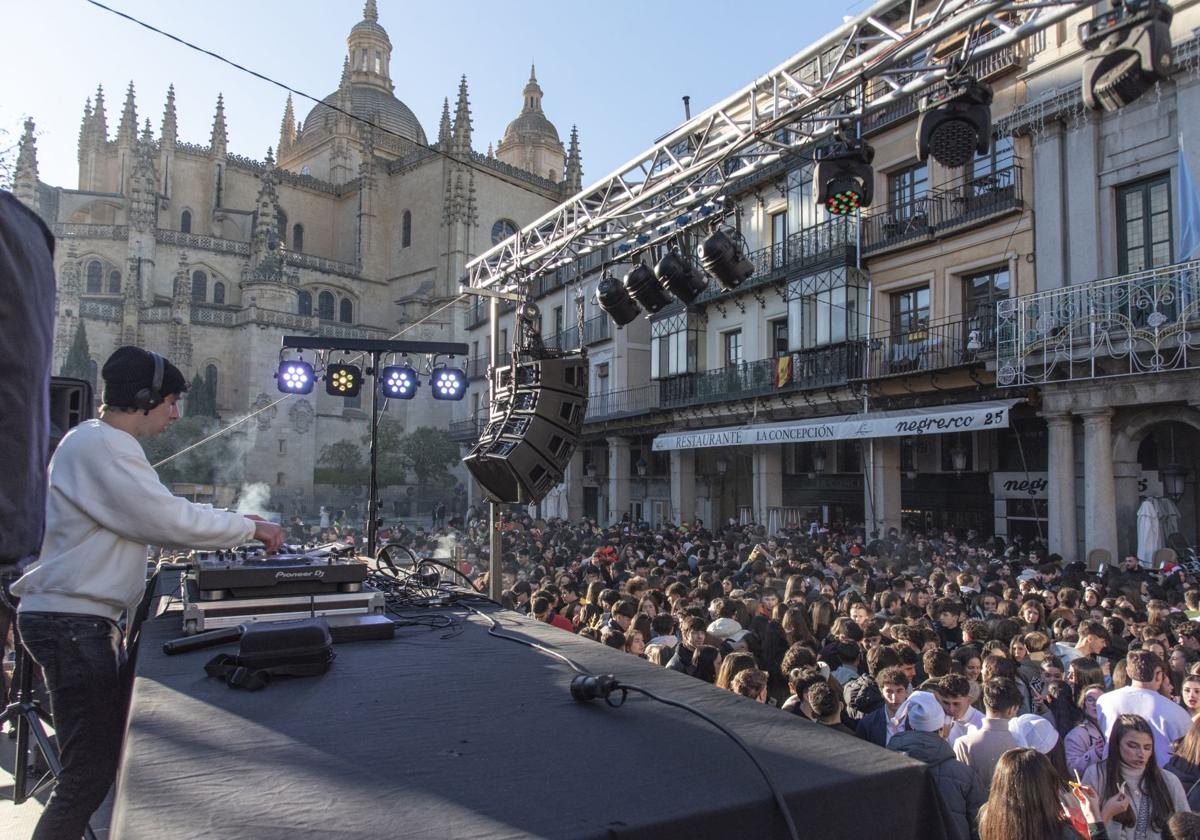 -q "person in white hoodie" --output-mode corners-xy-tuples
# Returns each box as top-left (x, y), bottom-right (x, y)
(11, 346), (284, 840)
